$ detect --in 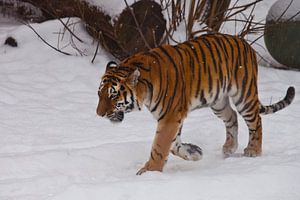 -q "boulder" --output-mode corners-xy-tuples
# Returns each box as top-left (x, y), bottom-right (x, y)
(264, 0), (300, 70)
